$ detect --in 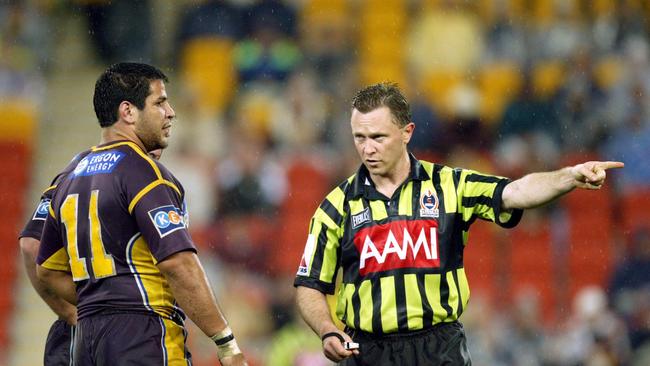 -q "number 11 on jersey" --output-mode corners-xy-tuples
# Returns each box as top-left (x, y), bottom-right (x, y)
(60, 190), (116, 281)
